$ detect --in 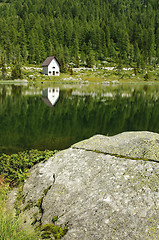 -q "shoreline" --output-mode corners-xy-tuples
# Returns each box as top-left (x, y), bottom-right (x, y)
(0, 65), (159, 84)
